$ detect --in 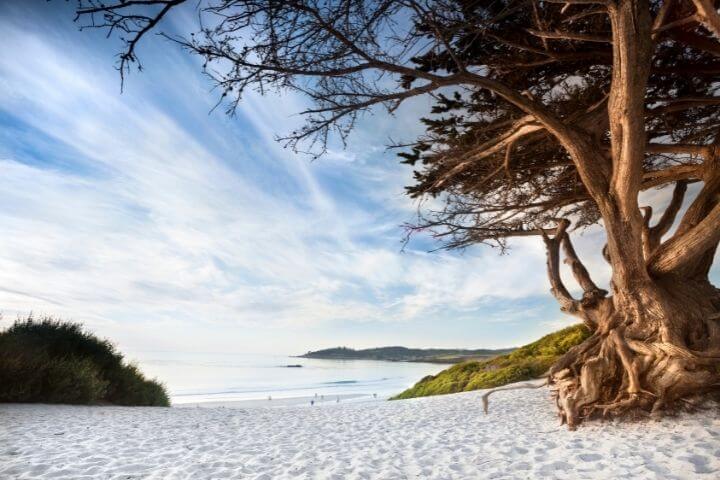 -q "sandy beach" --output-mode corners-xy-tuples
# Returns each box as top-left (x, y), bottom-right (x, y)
(2, 385), (718, 479)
